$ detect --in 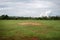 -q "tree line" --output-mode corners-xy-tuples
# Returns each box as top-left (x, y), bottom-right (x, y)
(0, 15), (60, 20)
